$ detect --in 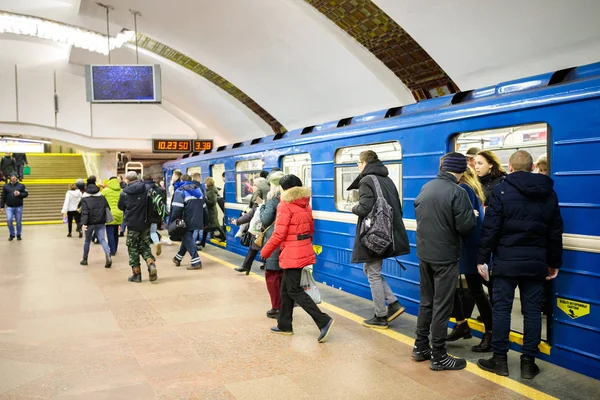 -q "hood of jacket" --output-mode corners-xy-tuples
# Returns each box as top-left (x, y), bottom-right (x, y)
(178, 182), (204, 199)
(85, 184), (100, 195)
(124, 180), (147, 195)
(281, 186), (311, 207)
(106, 178), (122, 192)
(144, 180), (157, 190)
(504, 171), (554, 199)
(347, 160), (389, 190)
(67, 189), (82, 199)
